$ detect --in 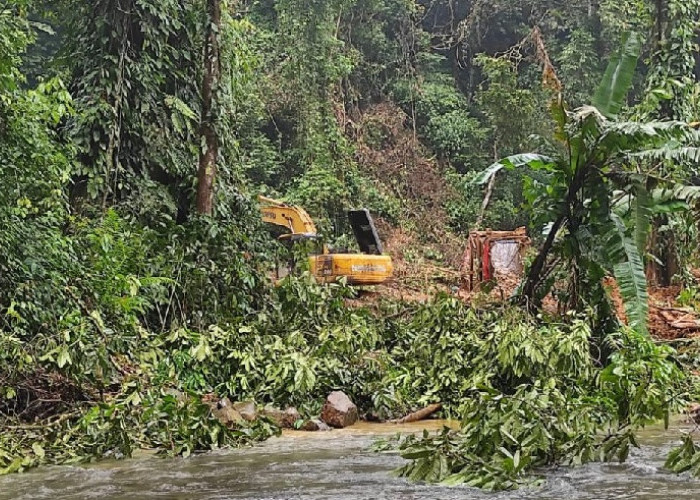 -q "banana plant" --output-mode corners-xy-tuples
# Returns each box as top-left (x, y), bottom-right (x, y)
(478, 33), (700, 335)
